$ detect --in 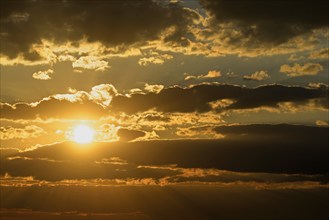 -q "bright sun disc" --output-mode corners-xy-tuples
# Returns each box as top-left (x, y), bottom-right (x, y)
(72, 125), (94, 144)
